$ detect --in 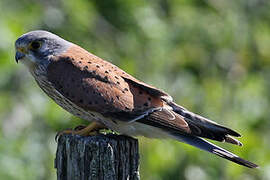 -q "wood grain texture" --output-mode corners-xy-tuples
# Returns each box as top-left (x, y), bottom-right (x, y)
(55, 134), (140, 180)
